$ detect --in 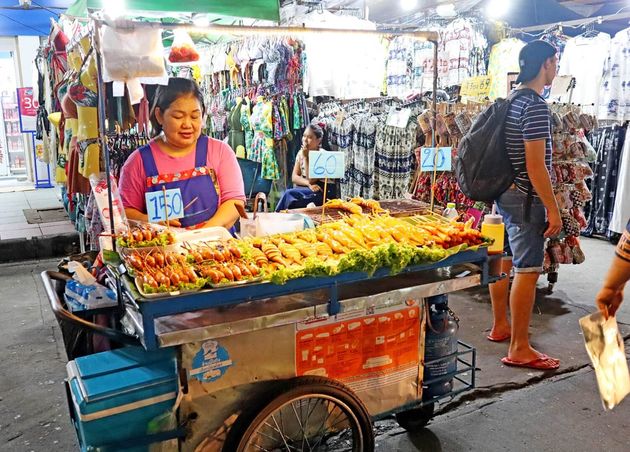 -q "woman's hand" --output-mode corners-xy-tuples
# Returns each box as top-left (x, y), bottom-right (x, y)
(309, 184), (321, 192)
(158, 219), (182, 228)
